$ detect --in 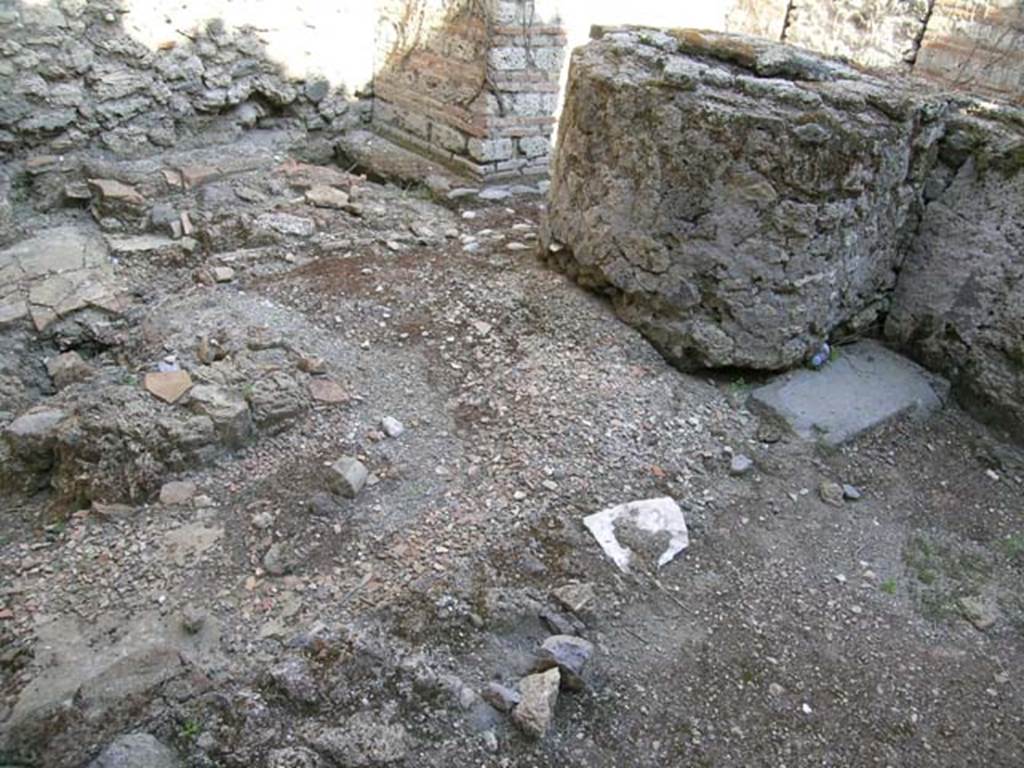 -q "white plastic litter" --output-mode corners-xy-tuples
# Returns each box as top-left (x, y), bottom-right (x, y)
(582, 497), (689, 573)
